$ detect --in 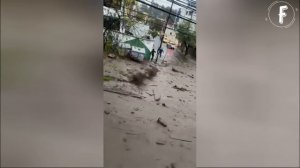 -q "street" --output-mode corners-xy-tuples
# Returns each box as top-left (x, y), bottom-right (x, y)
(104, 49), (196, 168)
